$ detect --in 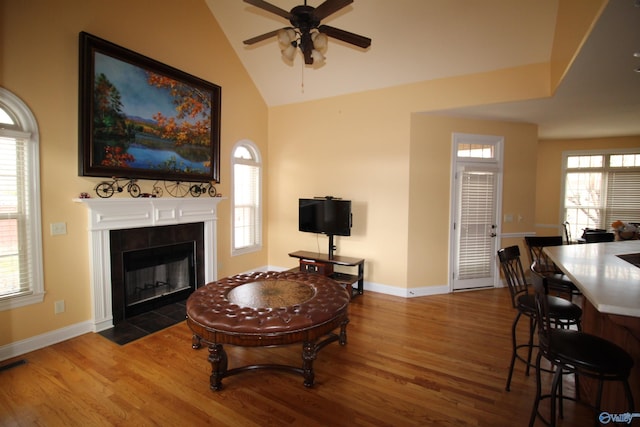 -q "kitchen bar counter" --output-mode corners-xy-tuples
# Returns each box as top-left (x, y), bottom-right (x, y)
(543, 240), (640, 413)
(544, 240), (640, 317)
